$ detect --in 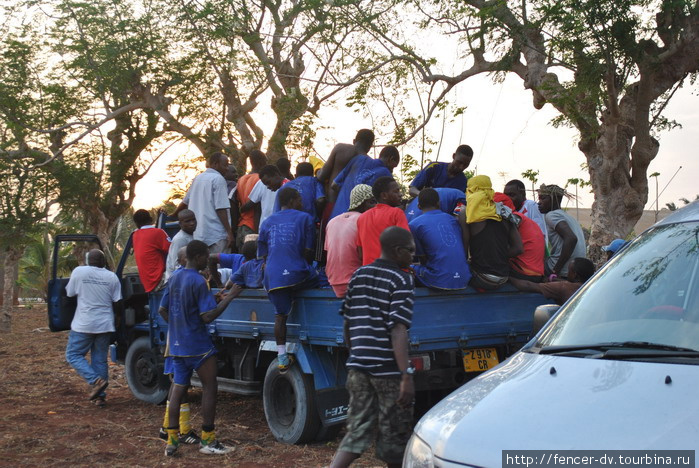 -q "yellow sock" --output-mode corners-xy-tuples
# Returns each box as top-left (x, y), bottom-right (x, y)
(201, 429), (215, 445)
(162, 401), (170, 429)
(166, 428), (179, 447)
(179, 403), (191, 434)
